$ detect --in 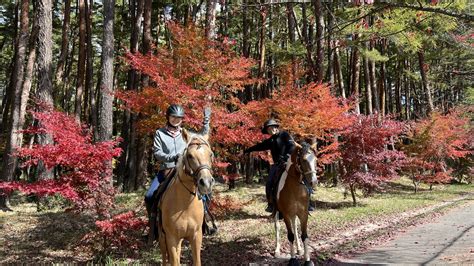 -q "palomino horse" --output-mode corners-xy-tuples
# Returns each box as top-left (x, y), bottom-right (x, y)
(158, 129), (214, 266)
(274, 142), (317, 265)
